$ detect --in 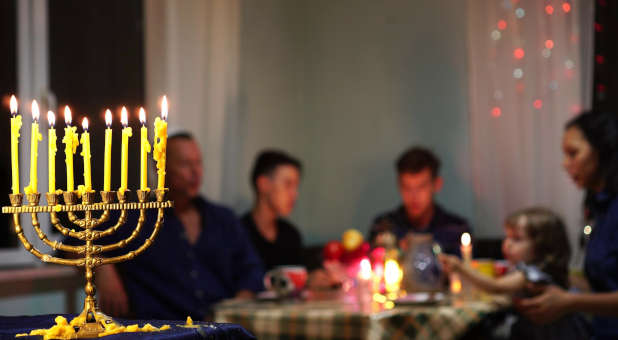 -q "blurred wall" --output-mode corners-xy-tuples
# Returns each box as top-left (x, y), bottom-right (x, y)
(233, 0), (473, 244)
